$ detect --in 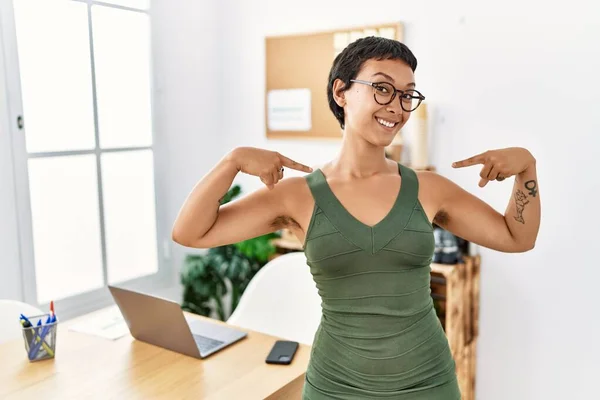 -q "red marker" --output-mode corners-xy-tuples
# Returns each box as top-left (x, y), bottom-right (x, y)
(50, 300), (55, 317)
